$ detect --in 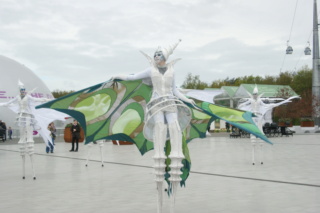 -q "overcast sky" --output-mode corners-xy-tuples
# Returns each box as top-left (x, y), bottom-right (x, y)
(0, 0), (313, 91)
